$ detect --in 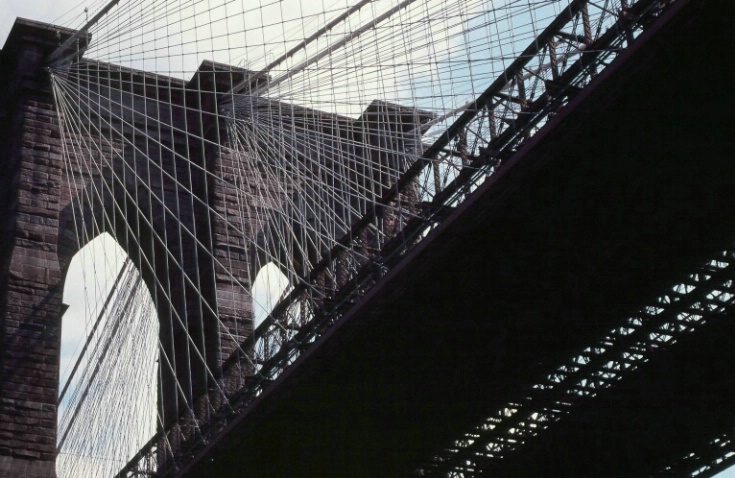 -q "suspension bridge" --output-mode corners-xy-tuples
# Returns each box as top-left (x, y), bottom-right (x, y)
(0, 0), (733, 476)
